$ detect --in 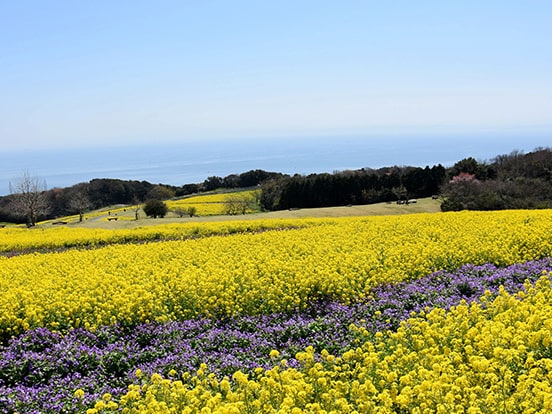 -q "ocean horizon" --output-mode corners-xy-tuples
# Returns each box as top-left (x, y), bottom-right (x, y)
(1, 134), (549, 196)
